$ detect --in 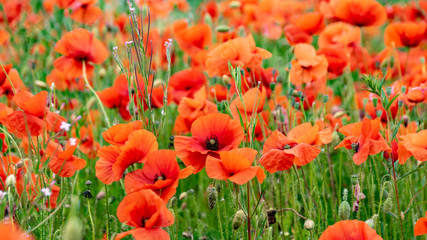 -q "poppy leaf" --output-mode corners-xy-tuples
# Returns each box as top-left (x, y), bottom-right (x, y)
(391, 119), (403, 141)
(385, 93), (400, 111)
